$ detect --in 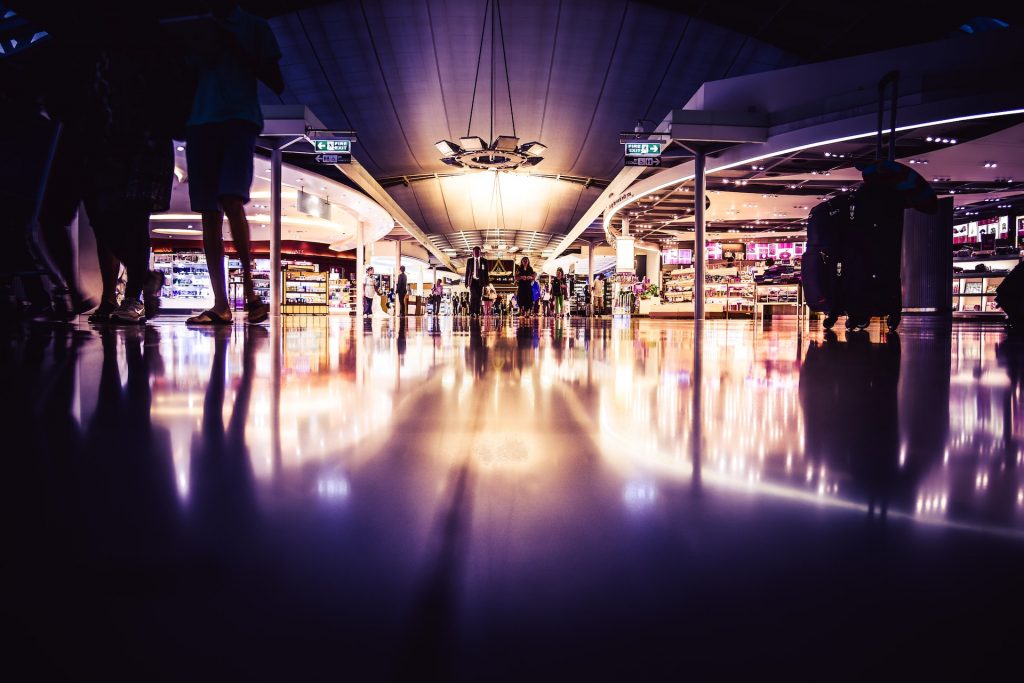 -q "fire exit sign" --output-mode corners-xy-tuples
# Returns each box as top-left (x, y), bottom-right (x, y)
(313, 140), (352, 154)
(624, 142), (662, 156)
